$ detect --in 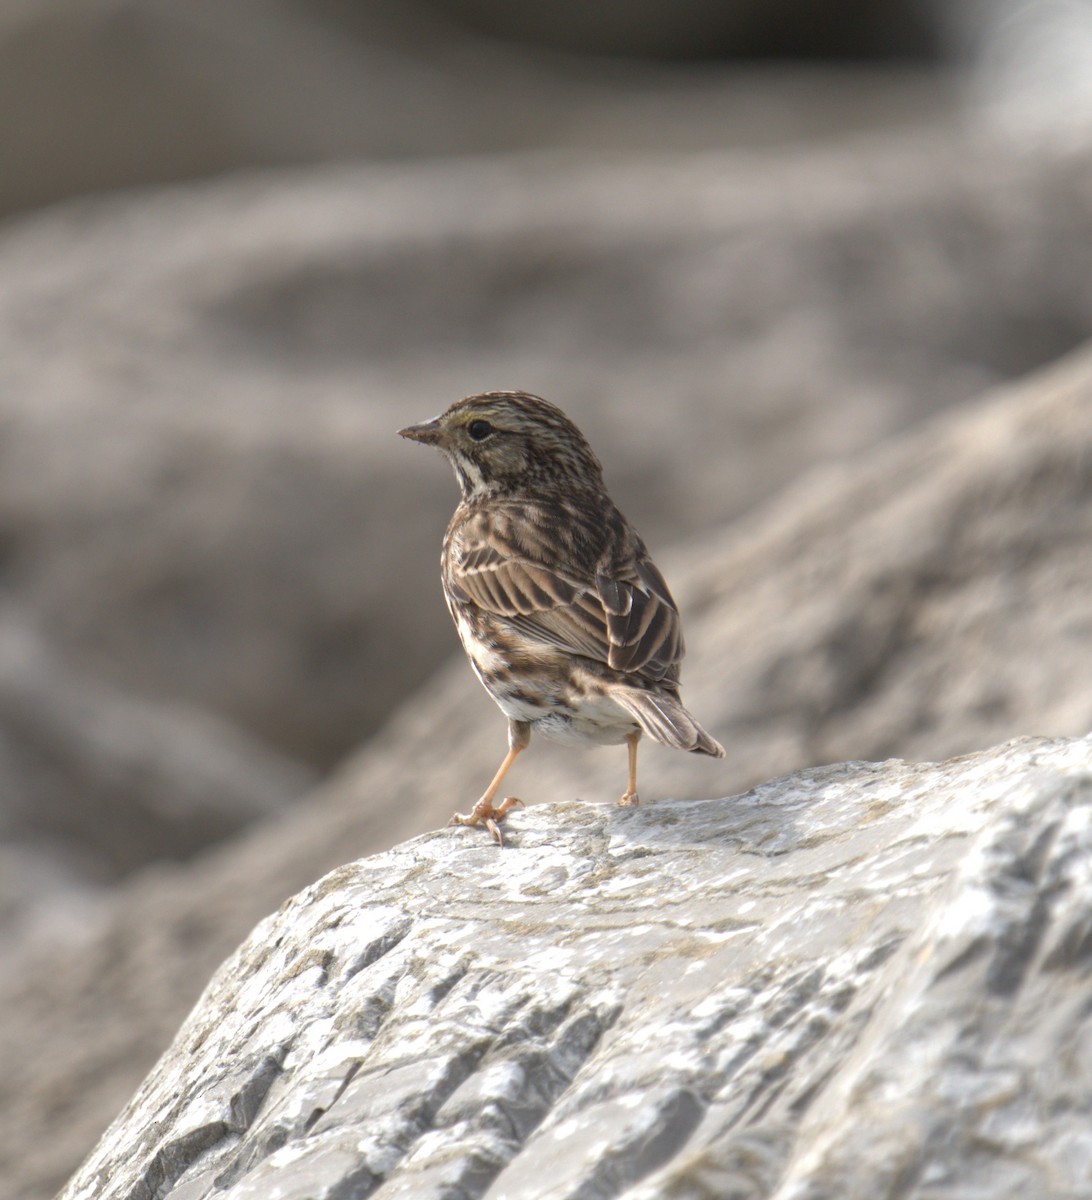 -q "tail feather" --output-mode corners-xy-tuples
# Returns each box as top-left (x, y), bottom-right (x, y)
(612, 687), (725, 758)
